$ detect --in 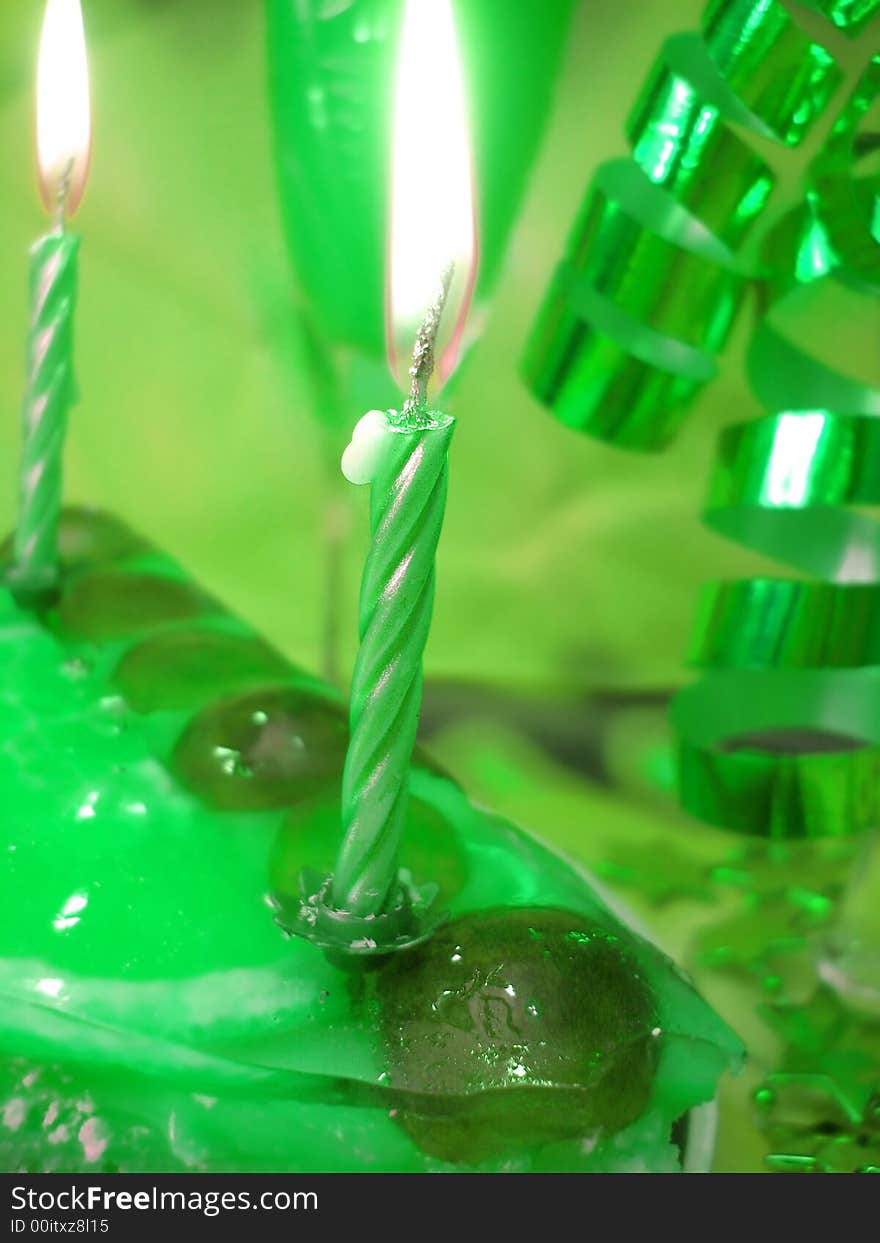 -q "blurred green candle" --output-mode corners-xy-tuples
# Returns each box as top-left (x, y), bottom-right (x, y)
(266, 0), (575, 363)
(10, 0), (90, 604)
